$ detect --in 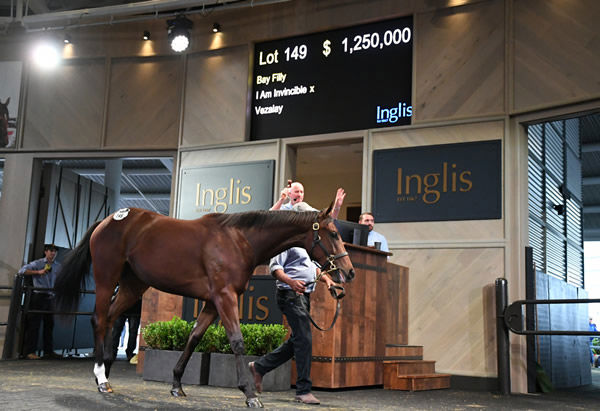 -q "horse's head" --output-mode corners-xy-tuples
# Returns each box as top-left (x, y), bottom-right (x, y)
(0, 98), (9, 147)
(0, 97), (9, 122)
(309, 203), (355, 284)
